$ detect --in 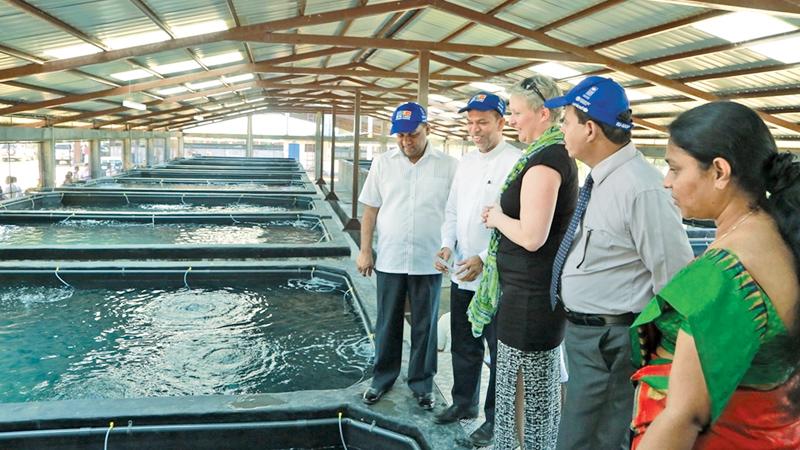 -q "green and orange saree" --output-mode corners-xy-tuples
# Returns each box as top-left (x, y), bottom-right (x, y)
(630, 248), (800, 449)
